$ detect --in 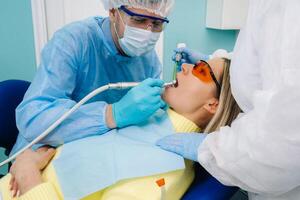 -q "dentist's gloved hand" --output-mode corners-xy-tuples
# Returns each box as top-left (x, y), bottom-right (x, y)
(172, 47), (210, 67)
(113, 78), (166, 128)
(156, 133), (207, 162)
